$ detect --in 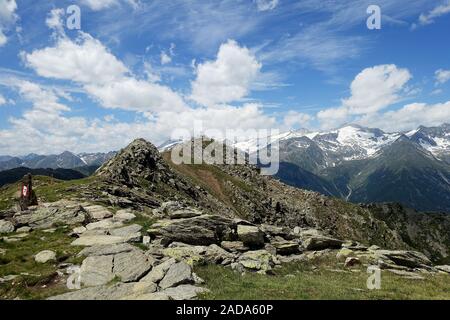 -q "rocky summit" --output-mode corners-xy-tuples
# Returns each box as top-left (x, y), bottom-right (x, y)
(0, 138), (449, 300)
